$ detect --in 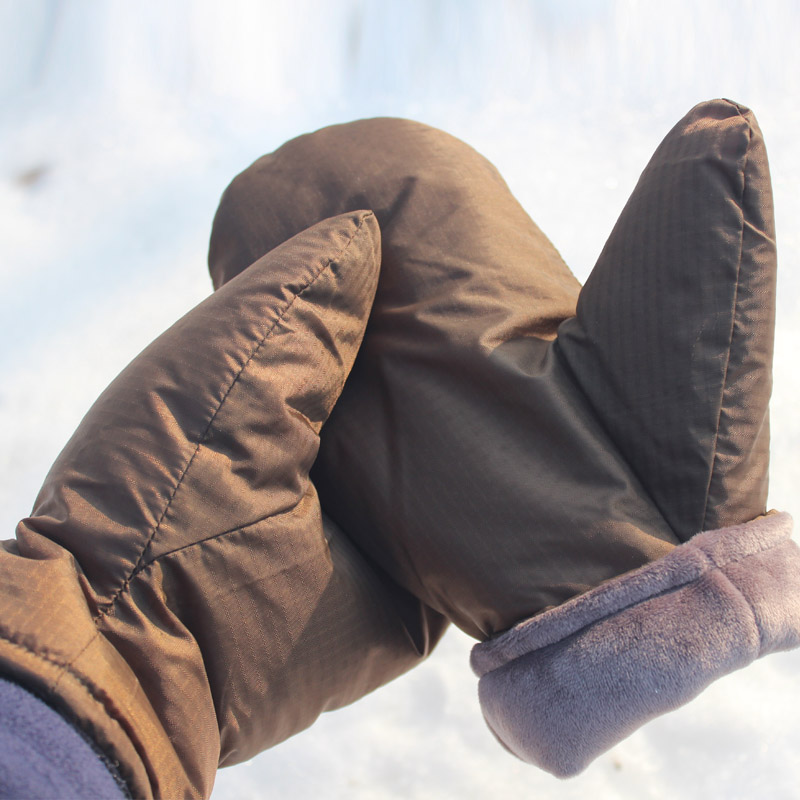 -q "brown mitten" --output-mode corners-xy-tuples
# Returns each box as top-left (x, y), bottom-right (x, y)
(471, 99), (800, 775)
(0, 212), (447, 799)
(209, 99), (799, 774)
